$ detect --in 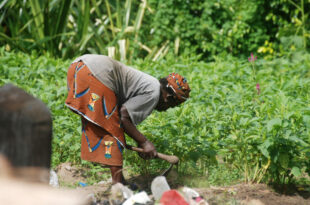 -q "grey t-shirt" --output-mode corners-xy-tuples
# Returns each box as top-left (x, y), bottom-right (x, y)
(73, 54), (160, 125)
